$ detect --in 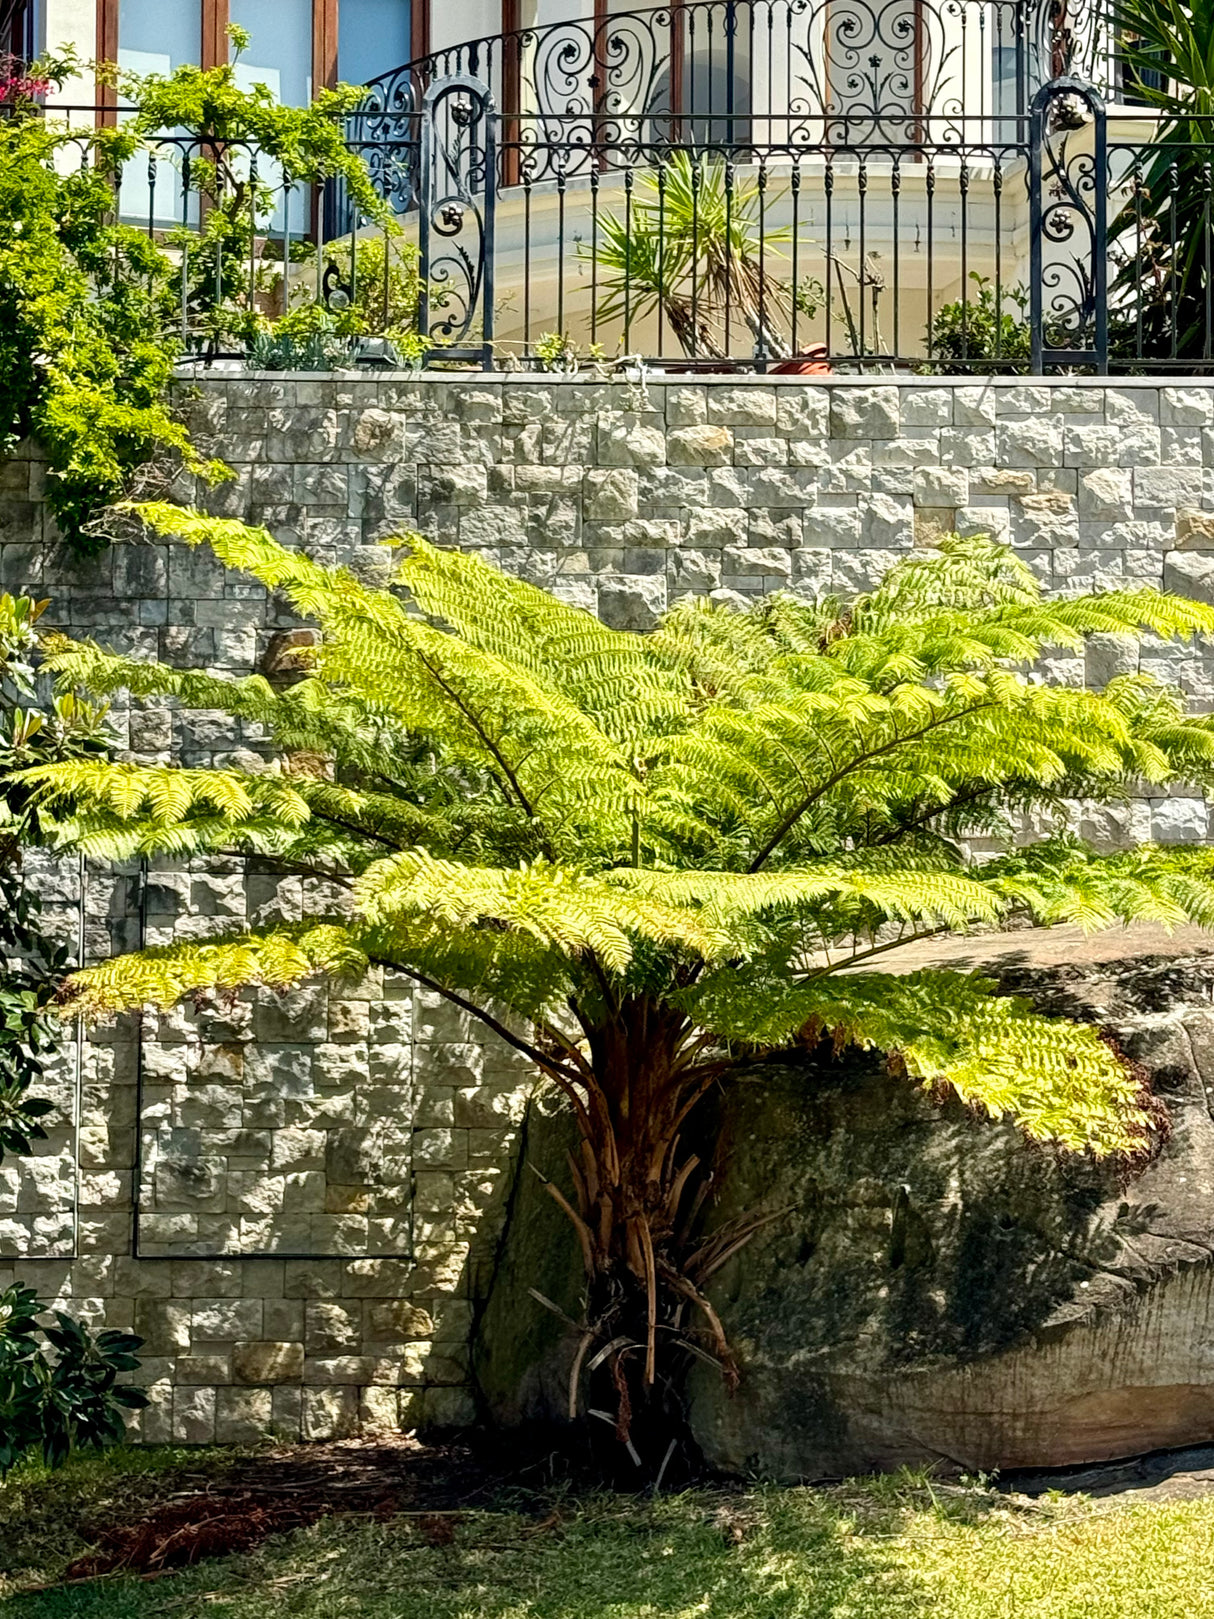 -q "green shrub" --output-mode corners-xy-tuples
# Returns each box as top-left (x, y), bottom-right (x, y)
(924, 274), (1032, 374)
(0, 1286), (146, 1475)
